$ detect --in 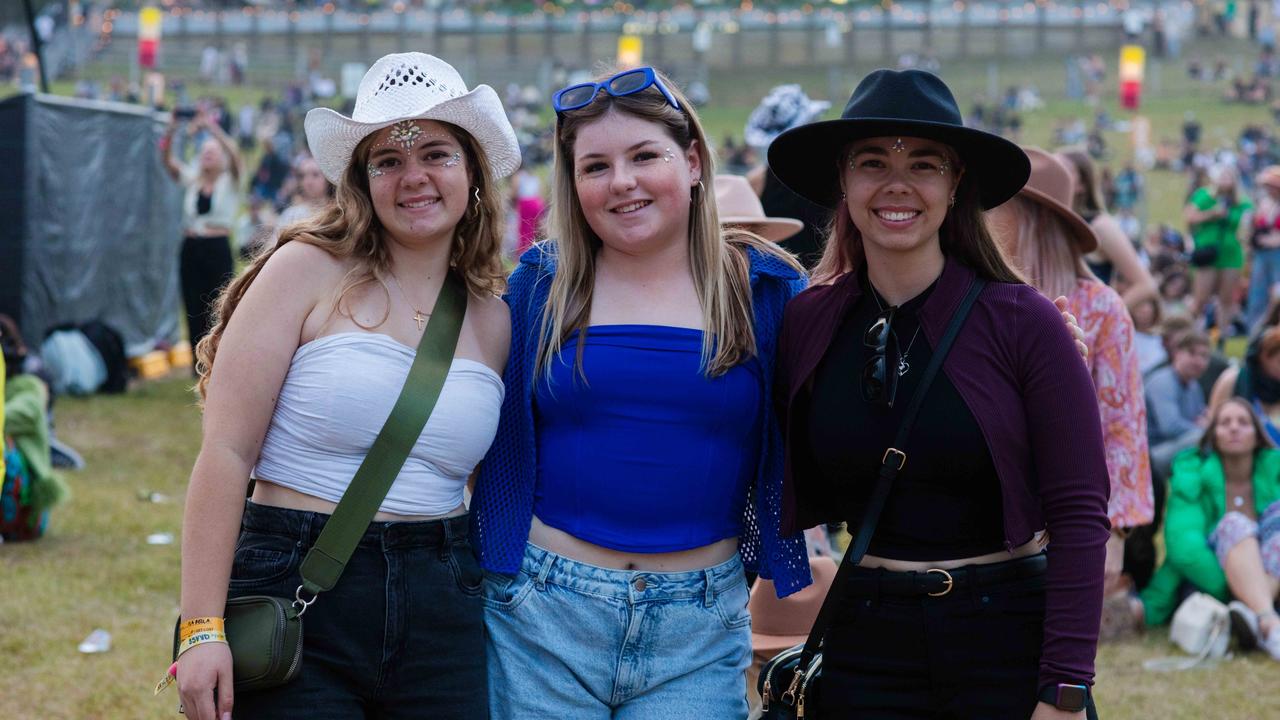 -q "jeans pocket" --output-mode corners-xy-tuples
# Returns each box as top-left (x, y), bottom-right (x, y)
(713, 576), (752, 631)
(446, 542), (484, 596)
(481, 569), (534, 613)
(228, 531), (300, 589)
